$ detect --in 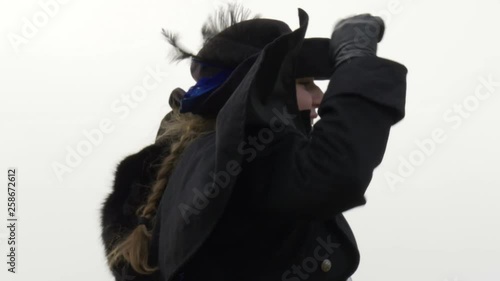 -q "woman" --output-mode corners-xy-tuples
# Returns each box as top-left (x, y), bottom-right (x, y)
(100, 4), (407, 281)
